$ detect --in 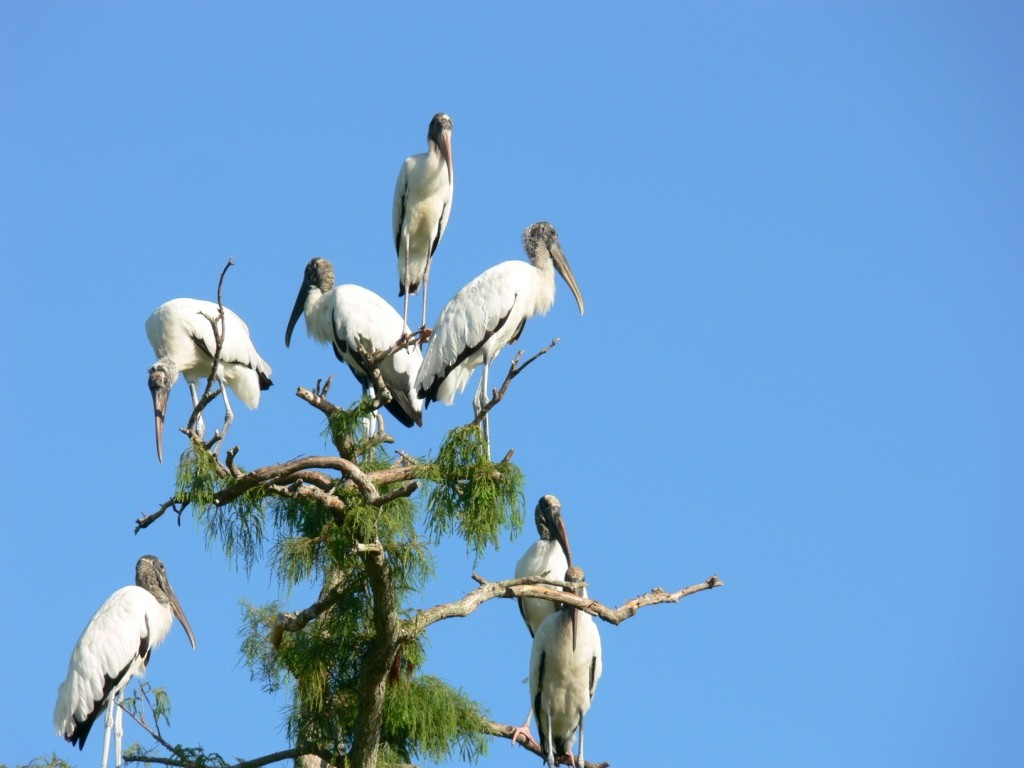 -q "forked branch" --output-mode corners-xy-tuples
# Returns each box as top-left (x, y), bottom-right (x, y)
(472, 339), (560, 429)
